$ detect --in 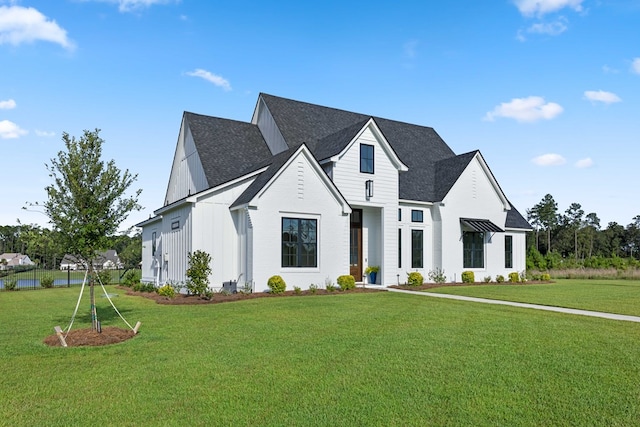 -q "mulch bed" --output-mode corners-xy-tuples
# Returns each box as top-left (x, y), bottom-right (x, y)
(43, 326), (136, 347)
(389, 280), (553, 291)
